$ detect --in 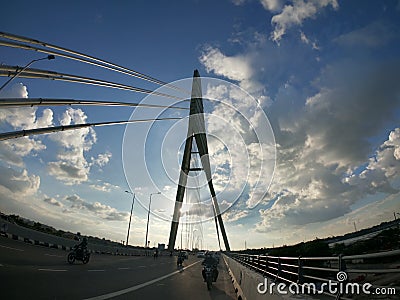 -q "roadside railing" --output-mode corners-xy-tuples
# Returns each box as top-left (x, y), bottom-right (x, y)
(227, 249), (400, 299)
